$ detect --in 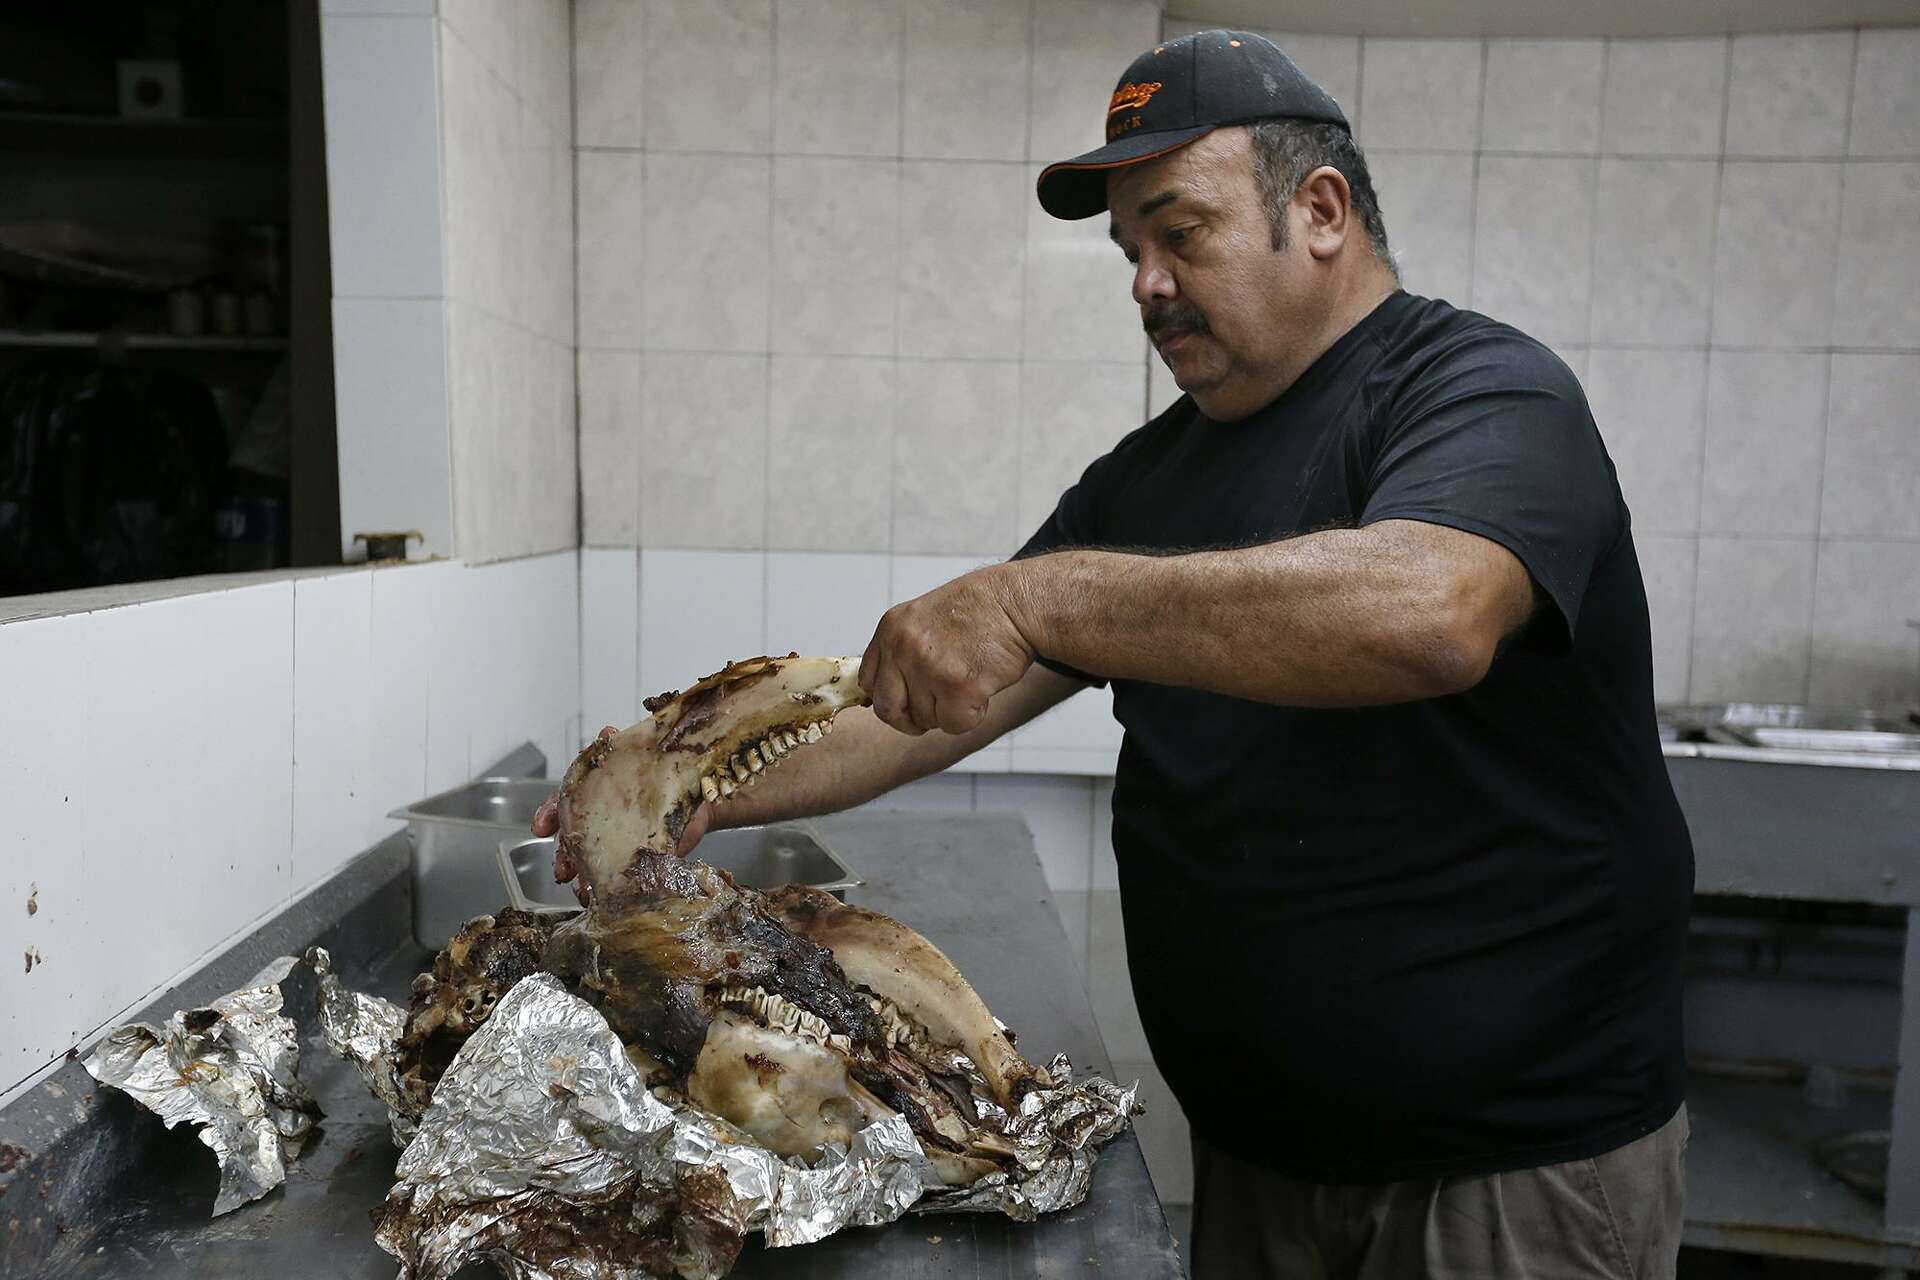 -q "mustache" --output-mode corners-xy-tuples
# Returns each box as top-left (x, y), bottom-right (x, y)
(1143, 302), (1208, 340)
